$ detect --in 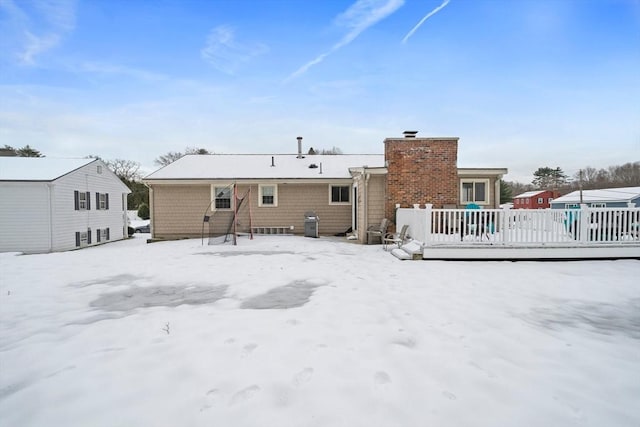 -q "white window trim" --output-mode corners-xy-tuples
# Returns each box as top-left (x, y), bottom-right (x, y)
(329, 184), (351, 205)
(78, 192), (87, 210)
(460, 179), (489, 205)
(98, 193), (107, 210)
(258, 184), (278, 207)
(212, 185), (233, 211)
